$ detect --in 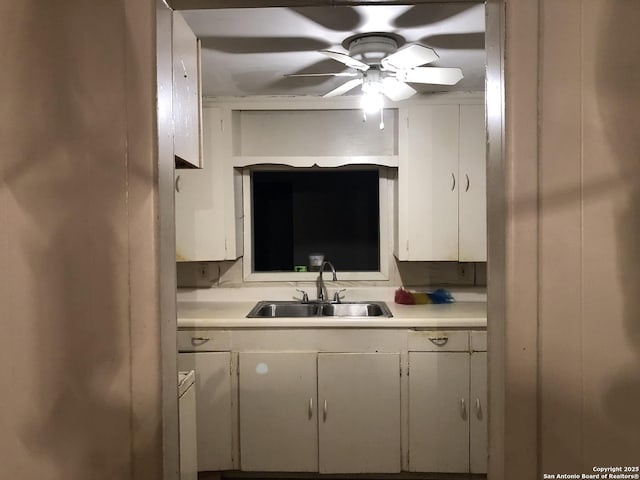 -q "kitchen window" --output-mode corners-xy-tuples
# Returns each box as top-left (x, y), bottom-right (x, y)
(242, 166), (392, 282)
